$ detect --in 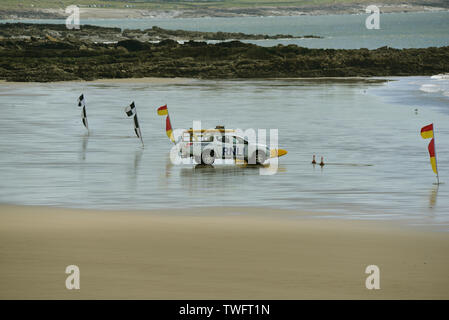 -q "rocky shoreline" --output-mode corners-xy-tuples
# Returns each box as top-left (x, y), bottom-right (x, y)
(0, 23), (448, 82)
(0, 23), (321, 43)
